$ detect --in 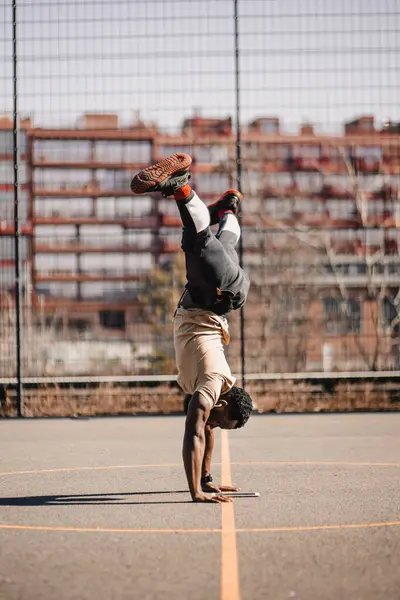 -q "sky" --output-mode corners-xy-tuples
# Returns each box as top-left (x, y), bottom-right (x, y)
(0, 0), (399, 134)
